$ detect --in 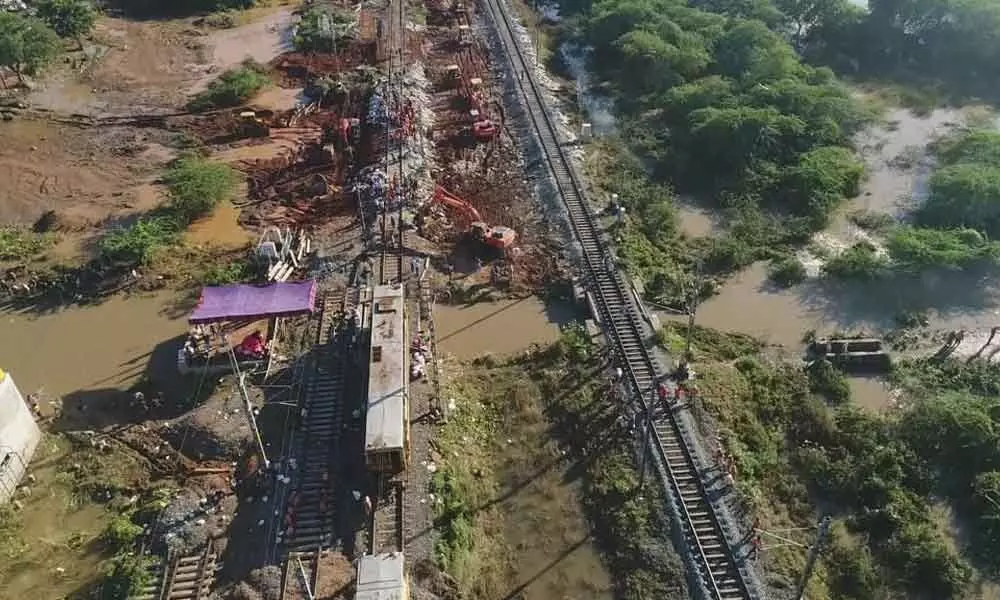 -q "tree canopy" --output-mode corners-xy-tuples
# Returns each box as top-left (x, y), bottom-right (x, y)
(0, 11), (60, 86)
(35, 0), (97, 44)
